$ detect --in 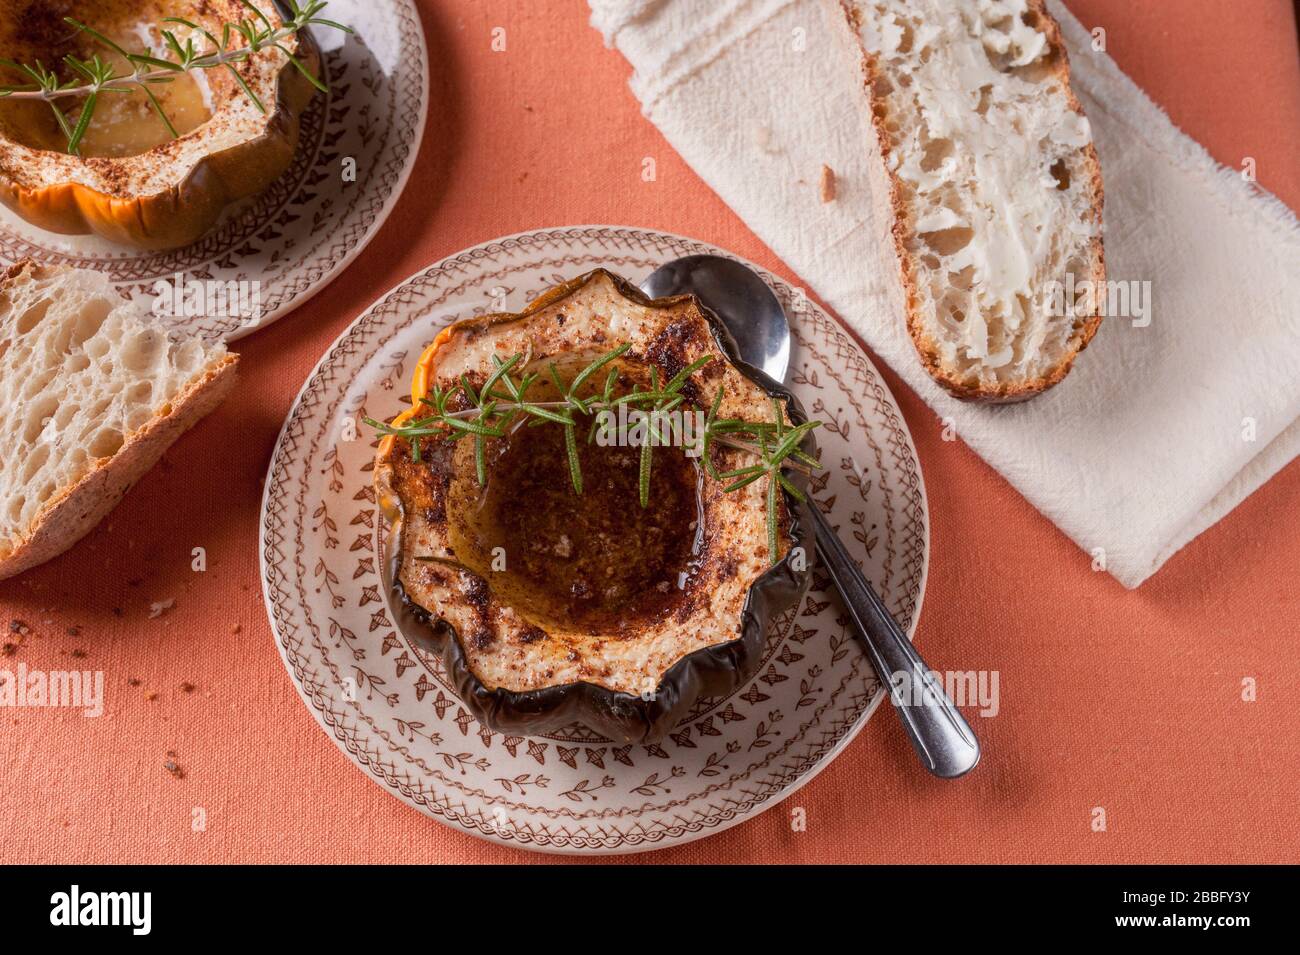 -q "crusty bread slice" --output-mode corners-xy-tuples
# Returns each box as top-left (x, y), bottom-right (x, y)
(837, 0), (1105, 401)
(0, 262), (237, 580)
